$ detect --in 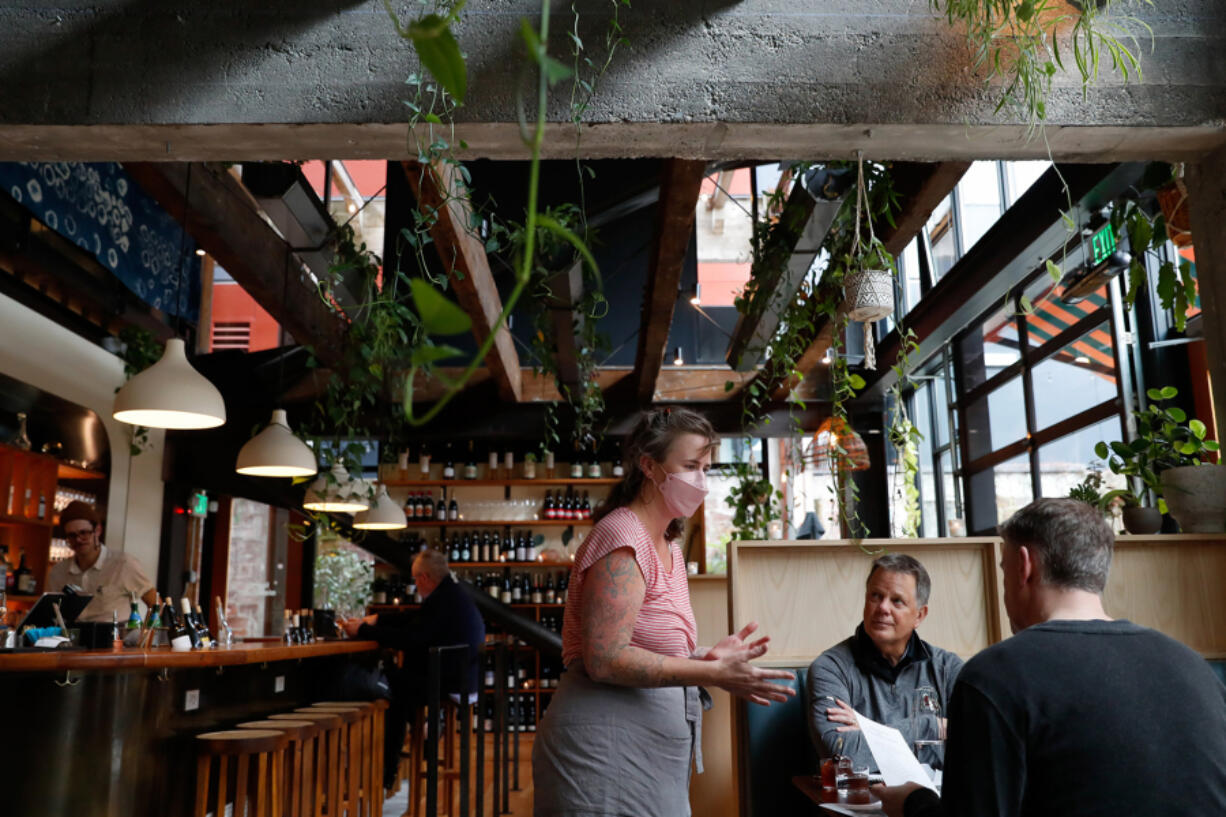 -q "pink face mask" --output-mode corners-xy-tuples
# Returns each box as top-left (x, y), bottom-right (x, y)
(649, 466), (709, 519)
